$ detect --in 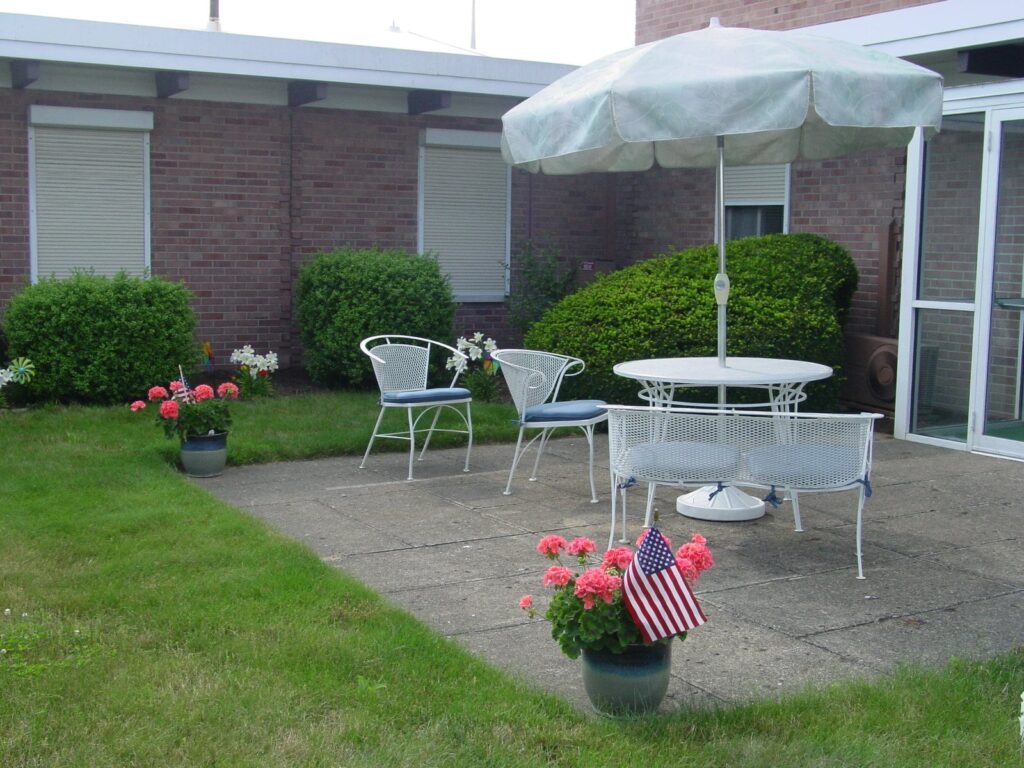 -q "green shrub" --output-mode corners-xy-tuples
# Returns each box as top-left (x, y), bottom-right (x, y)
(4, 273), (197, 404)
(524, 233), (858, 410)
(296, 248), (456, 388)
